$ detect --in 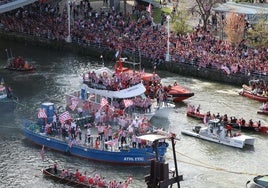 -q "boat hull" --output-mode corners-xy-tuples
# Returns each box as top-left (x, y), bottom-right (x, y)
(257, 110), (268, 116)
(253, 175), (268, 188)
(5, 67), (36, 72)
(43, 168), (91, 187)
(23, 122), (167, 166)
(168, 86), (194, 103)
(181, 129), (254, 149)
(186, 111), (205, 120)
(239, 89), (268, 102)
